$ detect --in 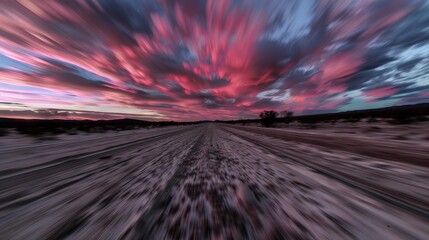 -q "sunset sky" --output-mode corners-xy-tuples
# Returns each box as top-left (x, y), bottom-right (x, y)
(0, 0), (428, 121)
